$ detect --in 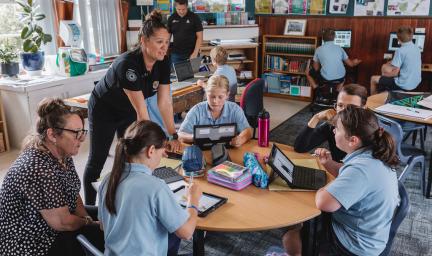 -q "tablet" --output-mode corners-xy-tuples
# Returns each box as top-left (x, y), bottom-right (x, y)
(173, 186), (227, 217)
